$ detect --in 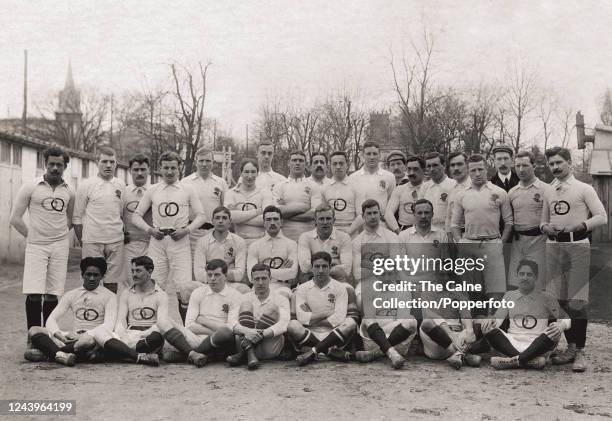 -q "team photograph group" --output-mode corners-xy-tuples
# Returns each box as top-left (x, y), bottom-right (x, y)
(11, 139), (607, 375)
